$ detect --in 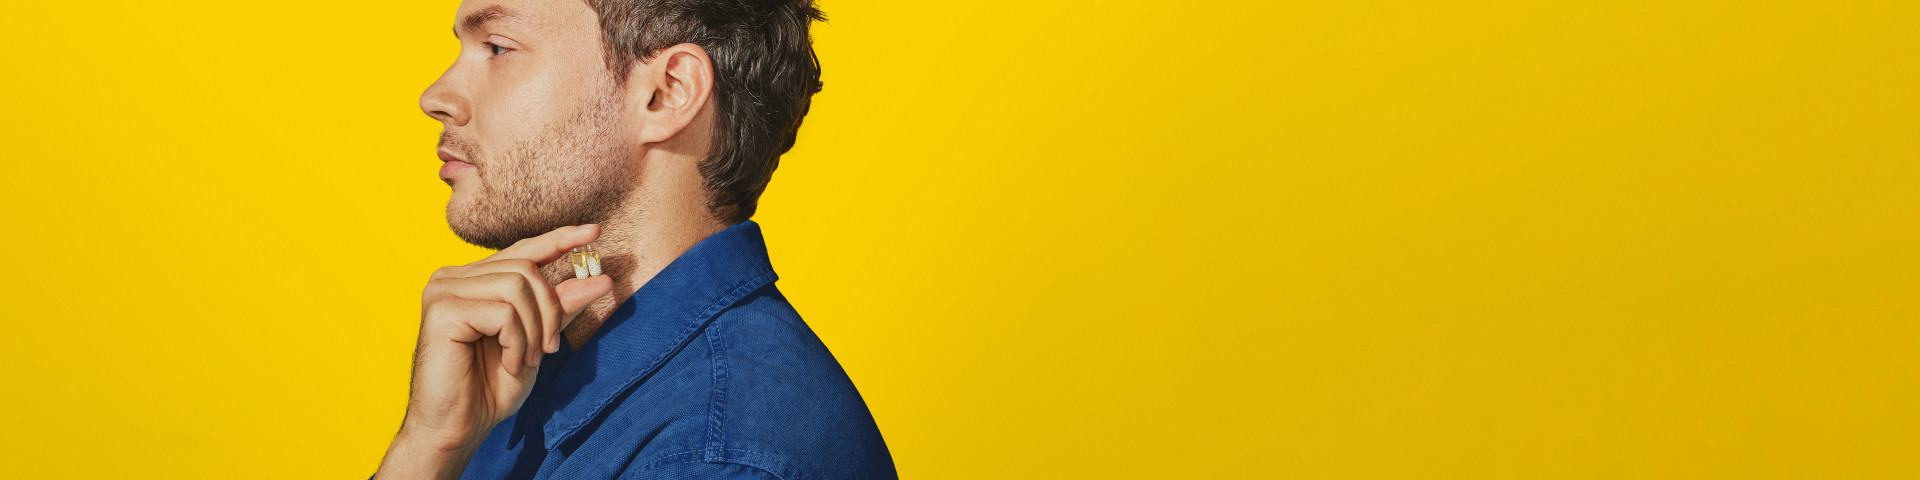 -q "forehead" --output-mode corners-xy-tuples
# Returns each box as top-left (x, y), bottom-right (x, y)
(454, 0), (599, 37)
